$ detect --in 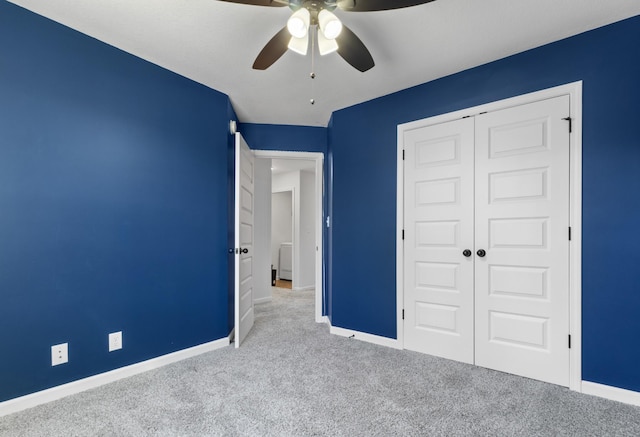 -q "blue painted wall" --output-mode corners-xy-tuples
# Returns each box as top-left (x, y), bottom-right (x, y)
(0, 2), (232, 402)
(3, 0), (639, 404)
(329, 15), (640, 392)
(238, 123), (327, 153)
